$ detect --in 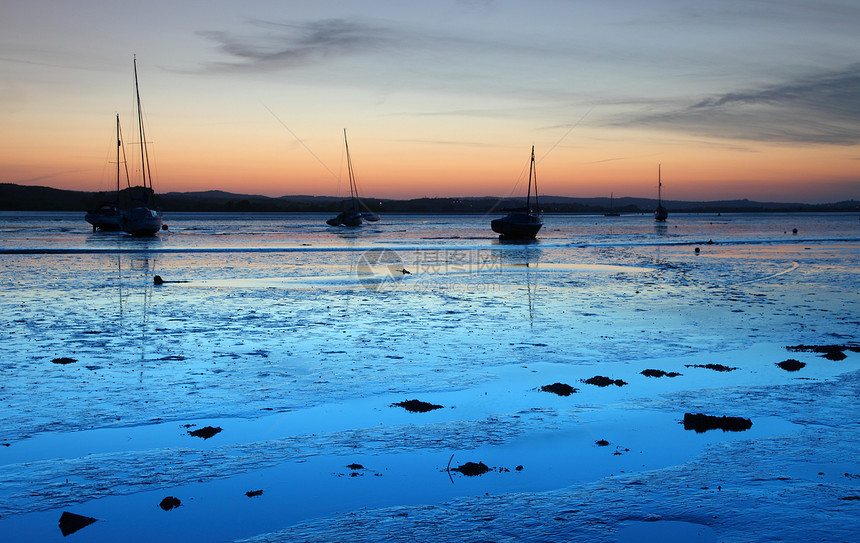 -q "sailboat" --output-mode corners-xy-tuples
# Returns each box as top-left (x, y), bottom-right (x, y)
(654, 164), (668, 222)
(604, 192), (620, 217)
(491, 146), (543, 240)
(121, 56), (163, 236)
(326, 129), (380, 226)
(85, 114), (127, 231)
